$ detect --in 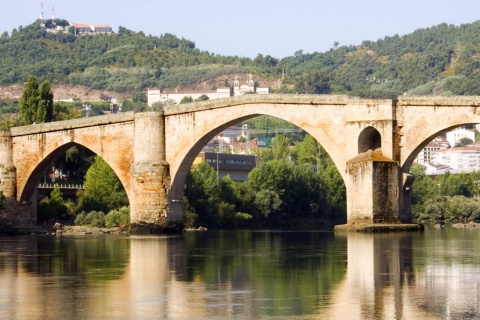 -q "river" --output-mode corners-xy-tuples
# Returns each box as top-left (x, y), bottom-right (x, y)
(0, 225), (479, 319)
